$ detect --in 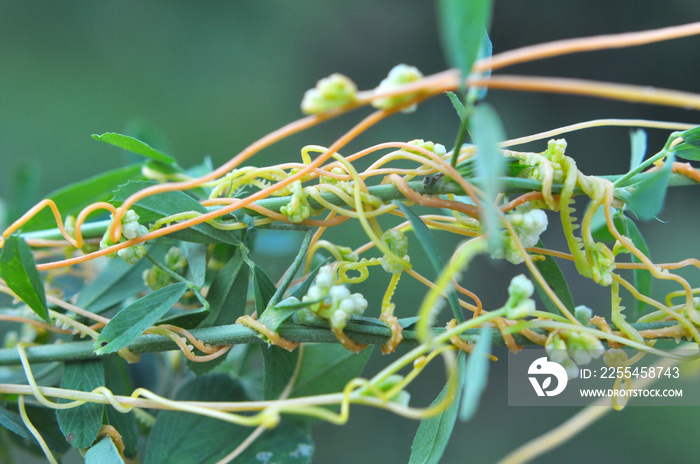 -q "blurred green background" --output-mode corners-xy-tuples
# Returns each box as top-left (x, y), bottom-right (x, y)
(2, 0), (700, 462)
